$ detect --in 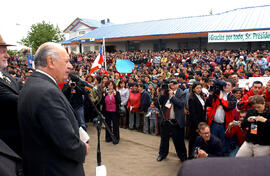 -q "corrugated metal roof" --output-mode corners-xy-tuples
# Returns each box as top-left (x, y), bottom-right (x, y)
(60, 36), (81, 44)
(79, 5), (270, 40)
